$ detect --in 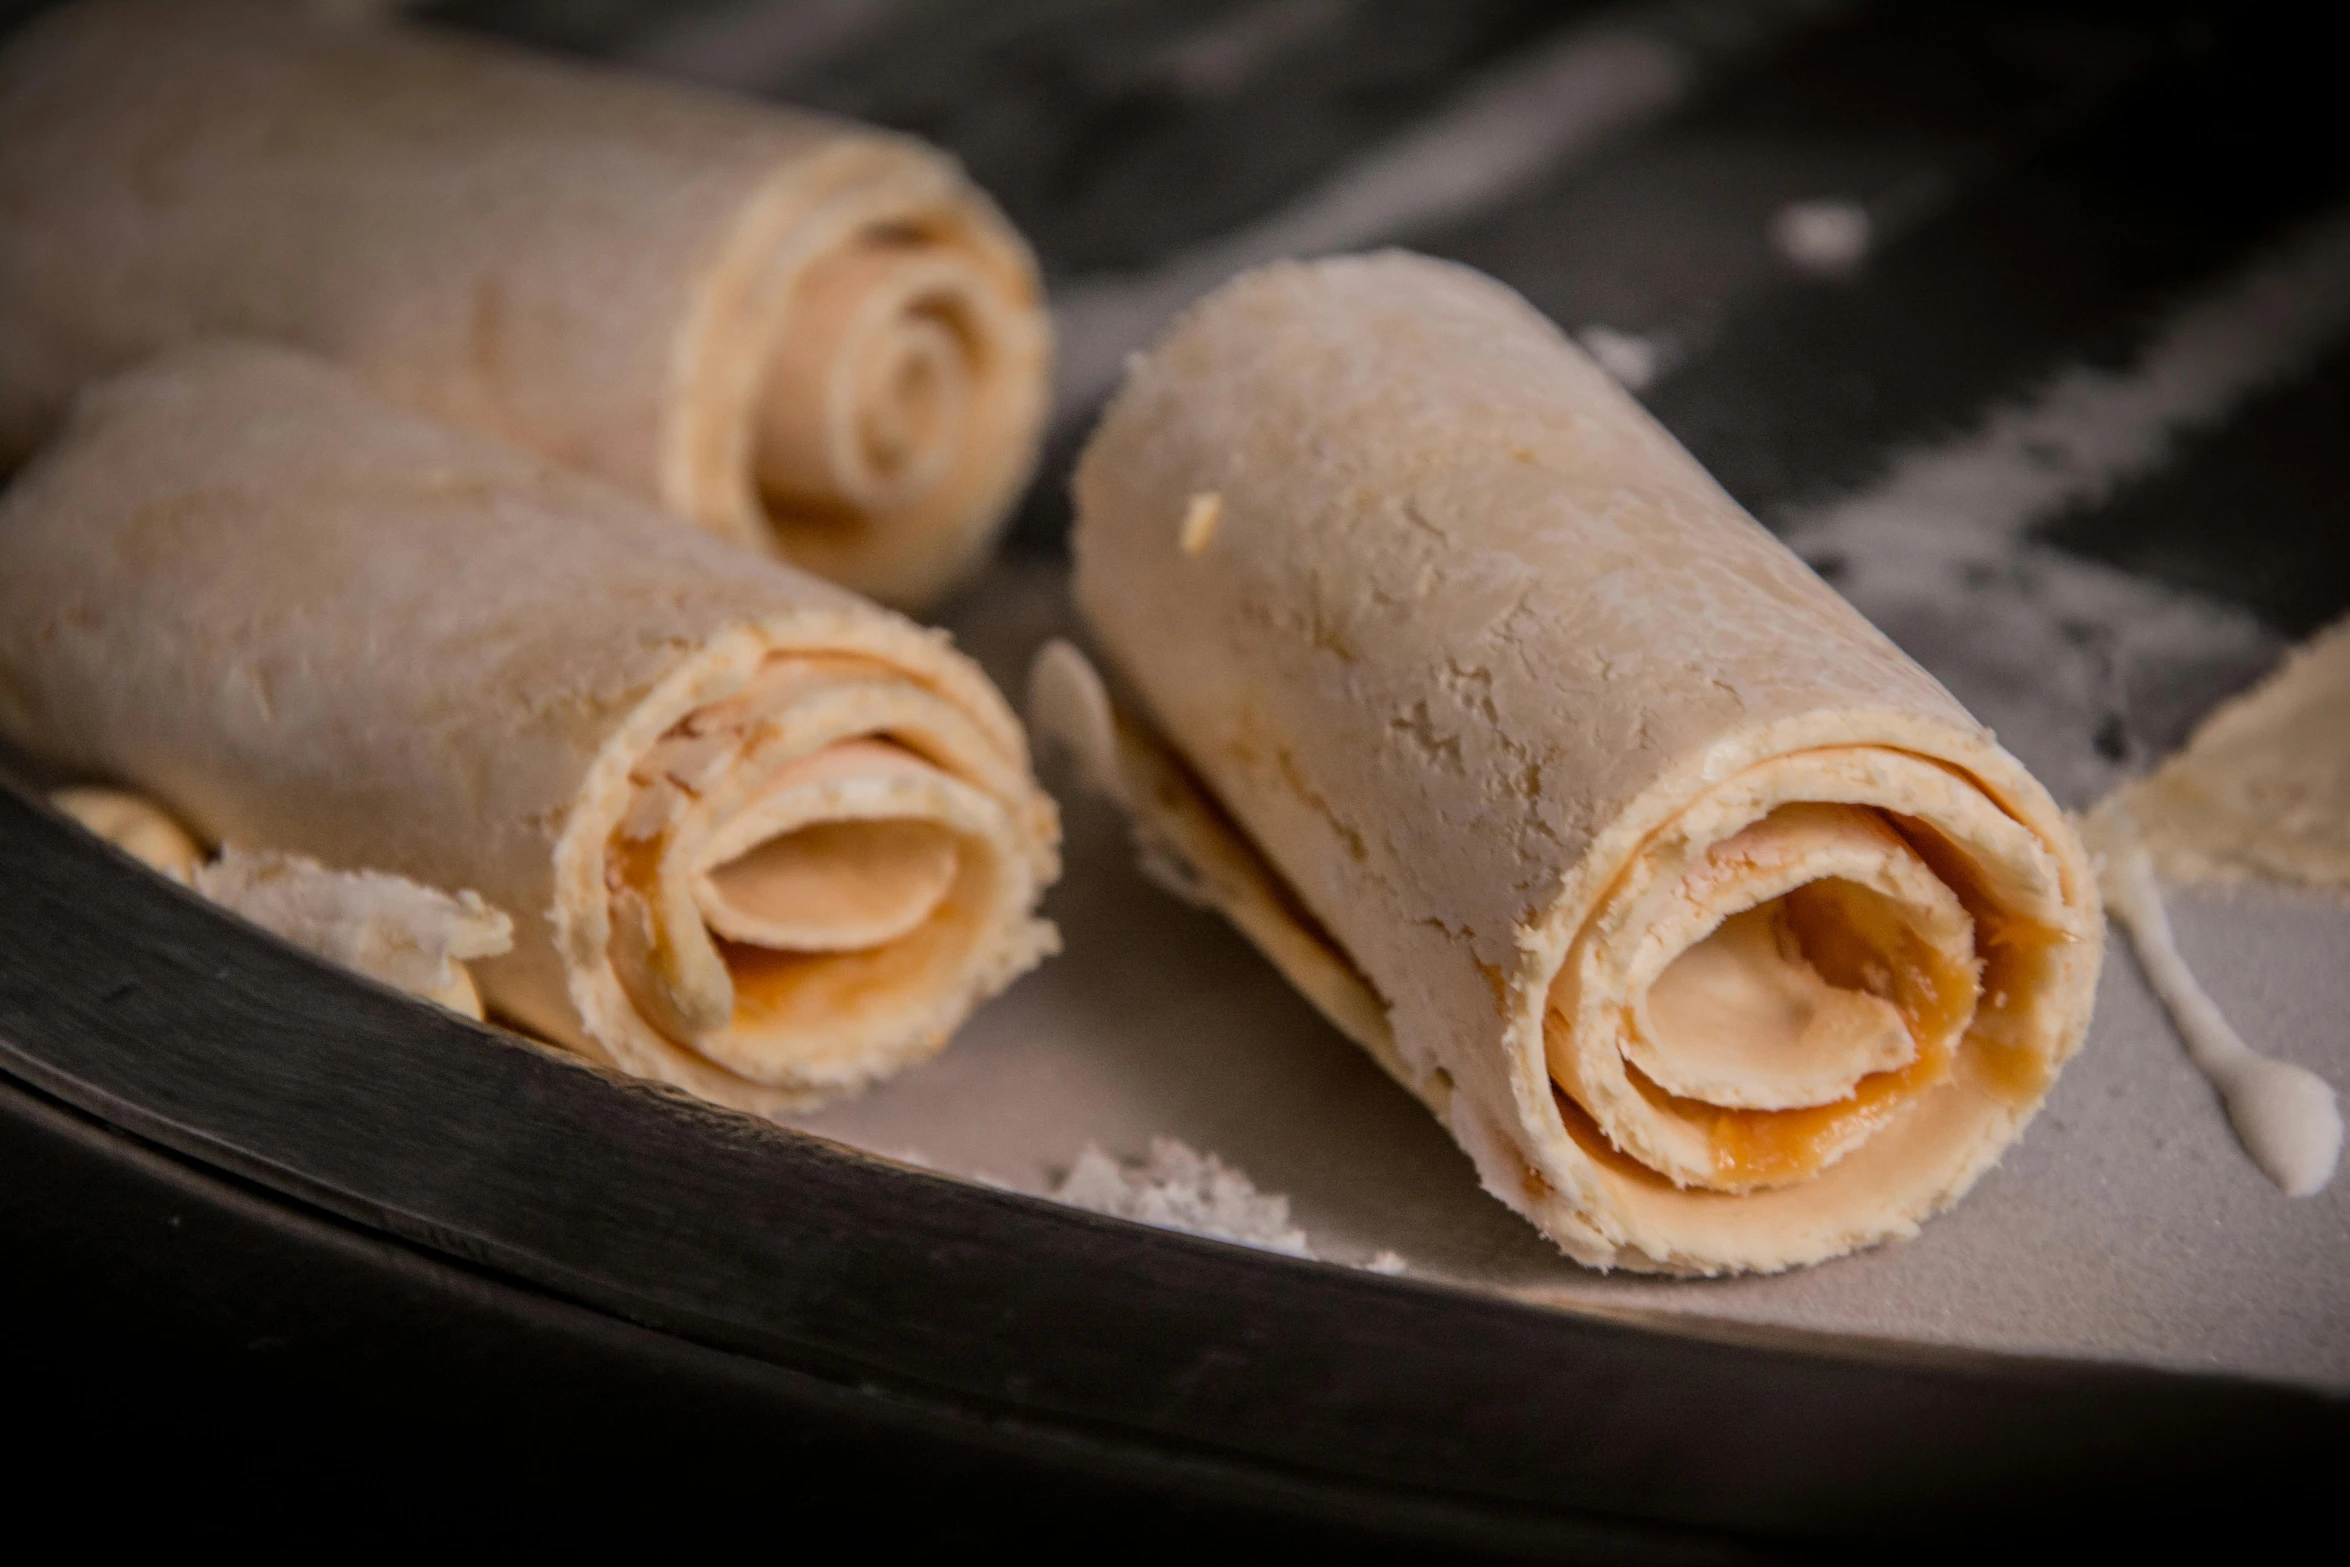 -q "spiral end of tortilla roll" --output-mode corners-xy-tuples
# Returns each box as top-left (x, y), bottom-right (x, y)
(1524, 723), (2101, 1271)
(691, 151), (1051, 615)
(0, 5), (1049, 613)
(565, 631), (1061, 1111)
